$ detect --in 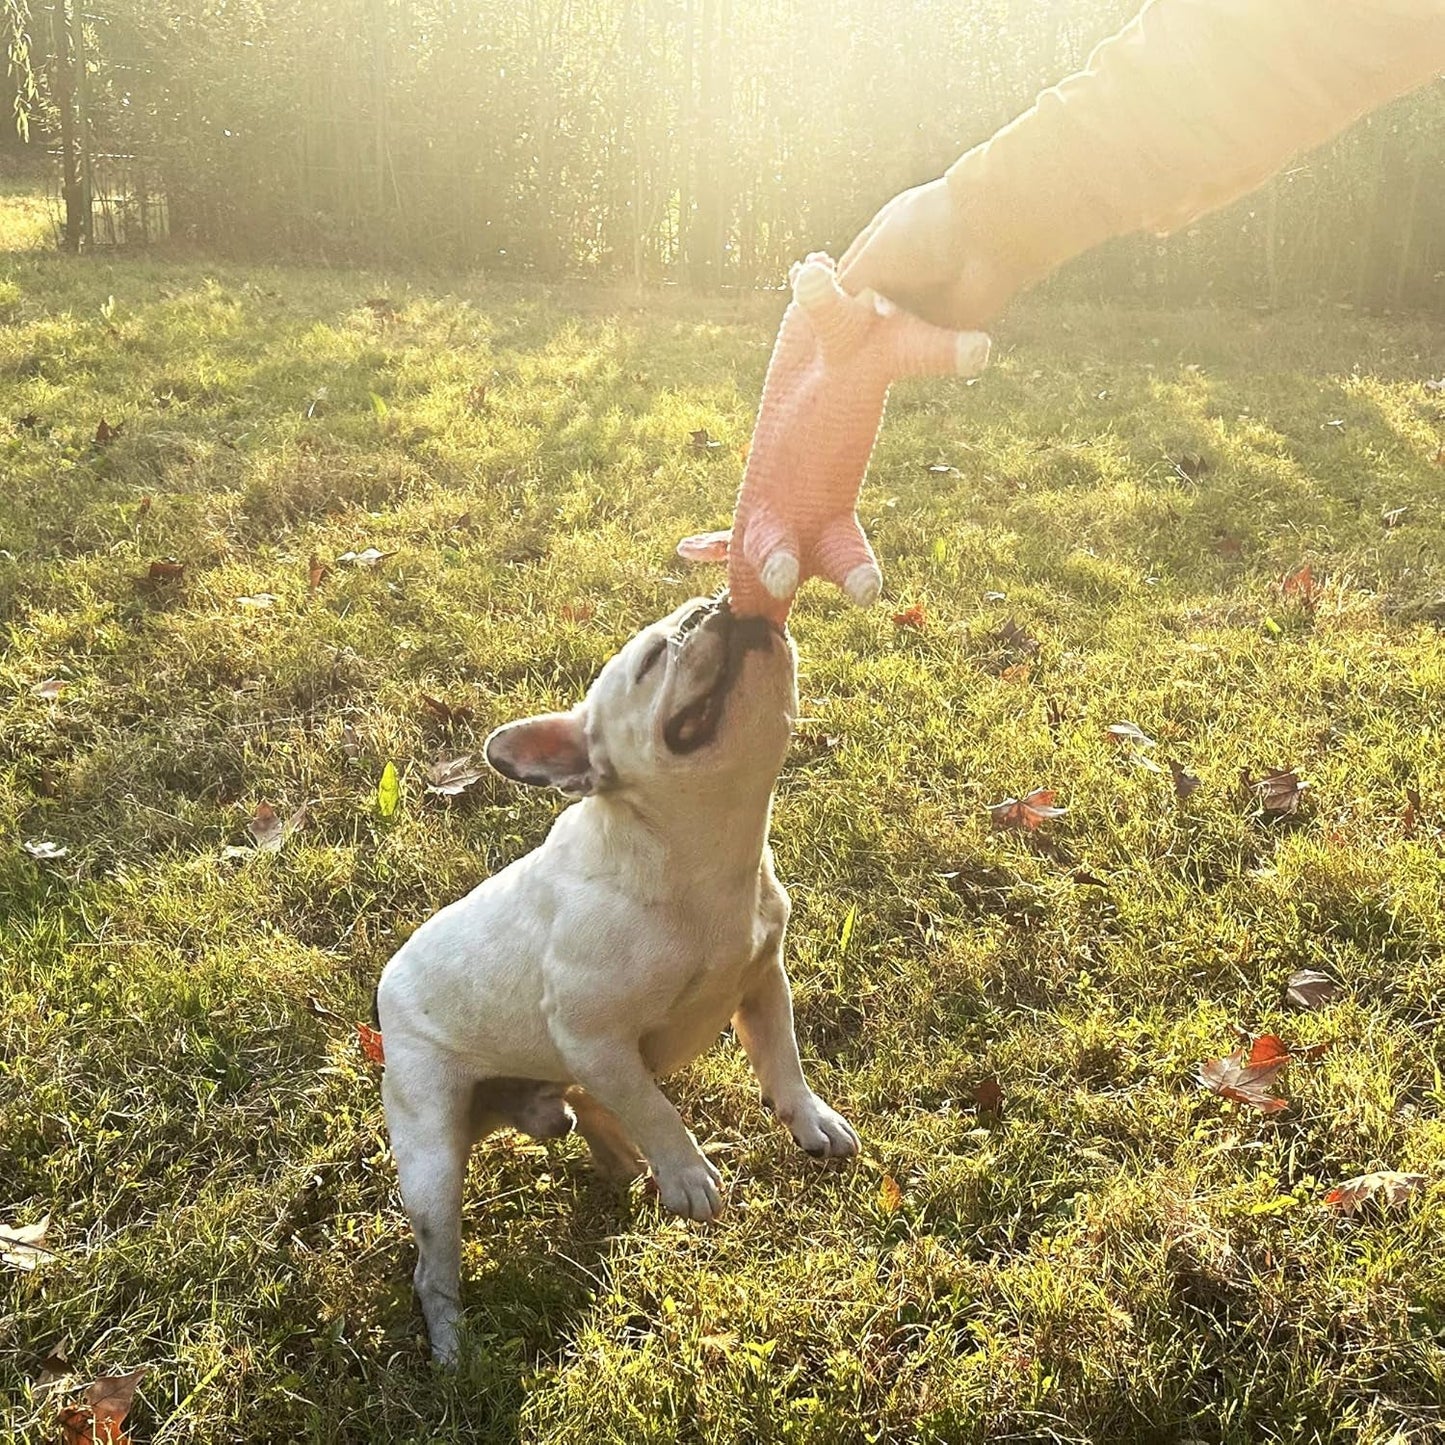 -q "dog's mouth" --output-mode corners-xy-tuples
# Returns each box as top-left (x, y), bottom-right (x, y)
(662, 596), (783, 755)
